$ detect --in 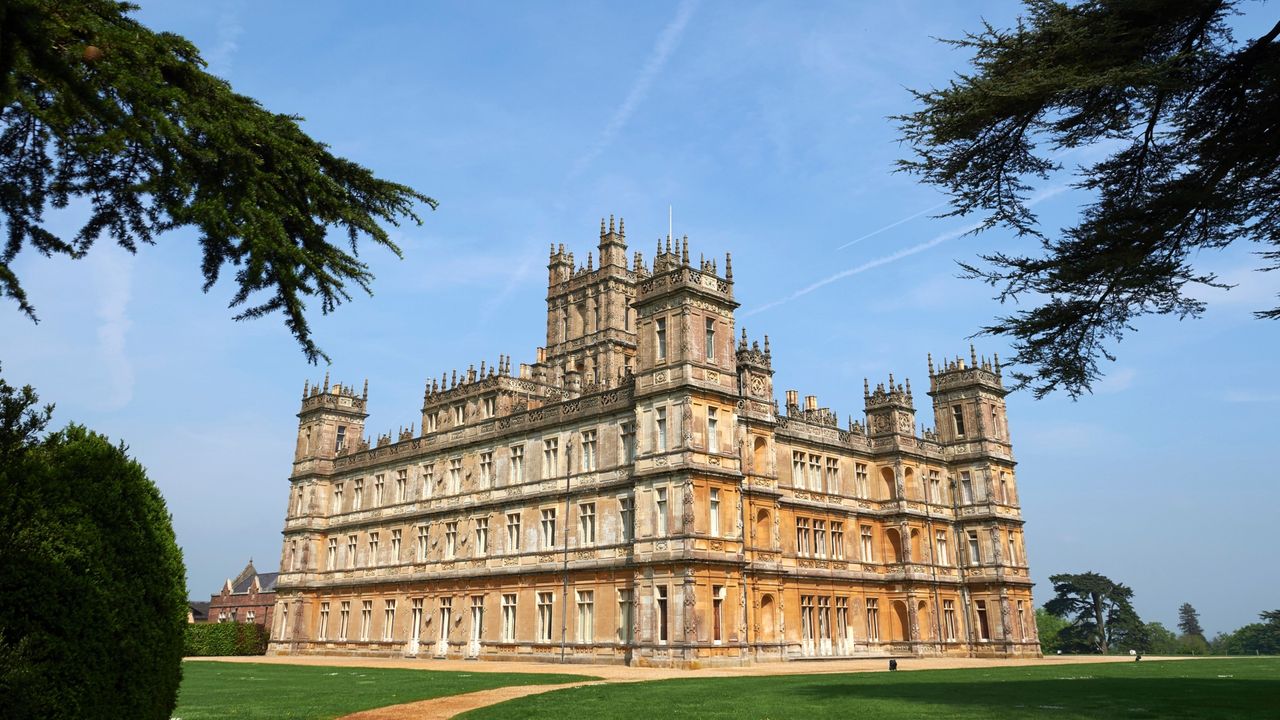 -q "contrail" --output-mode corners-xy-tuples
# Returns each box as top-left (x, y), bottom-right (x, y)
(743, 185), (1069, 317)
(835, 200), (950, 251)
(567, 0), (698, 181)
